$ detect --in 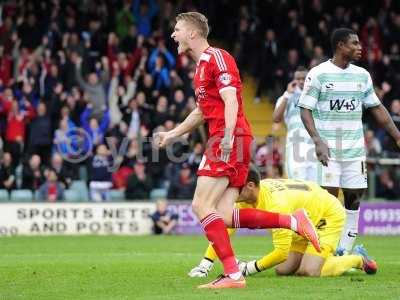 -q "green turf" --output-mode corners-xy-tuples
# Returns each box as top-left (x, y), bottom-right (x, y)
(0, 235), (399, 300)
